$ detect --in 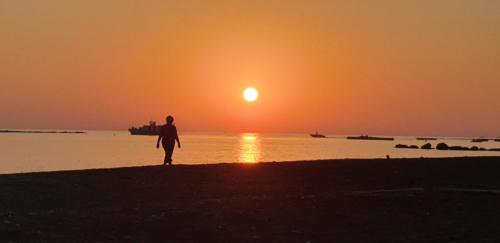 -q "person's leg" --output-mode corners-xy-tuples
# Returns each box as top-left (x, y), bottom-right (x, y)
(162, 147), (169, 165)
(163, 141), (175, 165)
(166, 142), (175, 165)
